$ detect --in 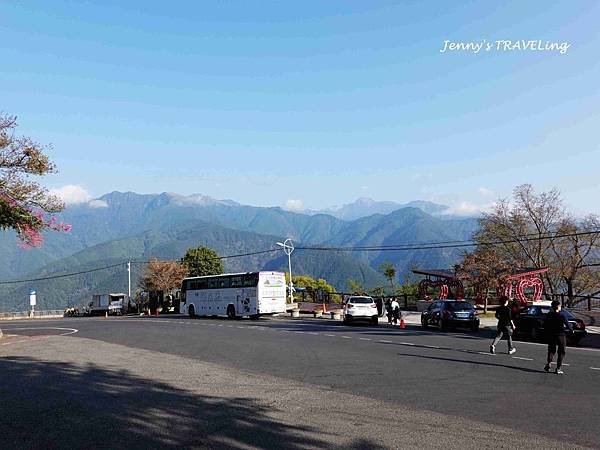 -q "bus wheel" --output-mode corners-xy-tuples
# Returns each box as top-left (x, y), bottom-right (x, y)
(227, 305), (236, 320)
(188, 305), (195, 318)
